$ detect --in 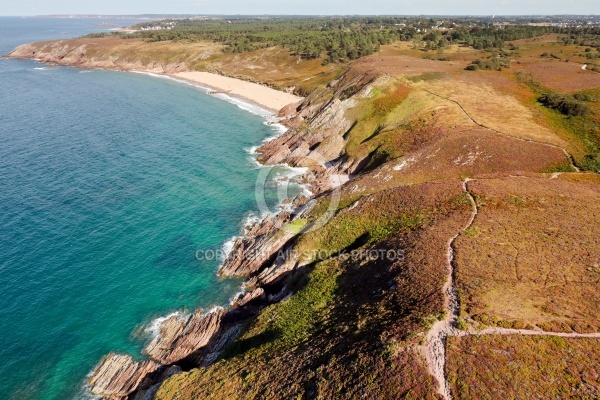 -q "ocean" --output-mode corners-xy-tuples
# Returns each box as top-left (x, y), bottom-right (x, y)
(0, 17), (297, 399)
